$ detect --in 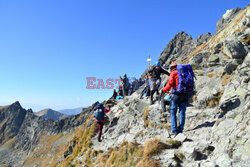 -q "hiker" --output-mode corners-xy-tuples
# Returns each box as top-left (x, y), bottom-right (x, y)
(131, 78), (138, 93)
(160, 92), (171, 112)
(140, 75), (151, 99)
(148, 61), (170, 104)
(137, 78), (144, 88)
(120, 74), (129, 97)
(159, 62), (195, 136)
(93, 103), (111, 142)
(116, 85), (123, 99)
(111, 89), (117, 99)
